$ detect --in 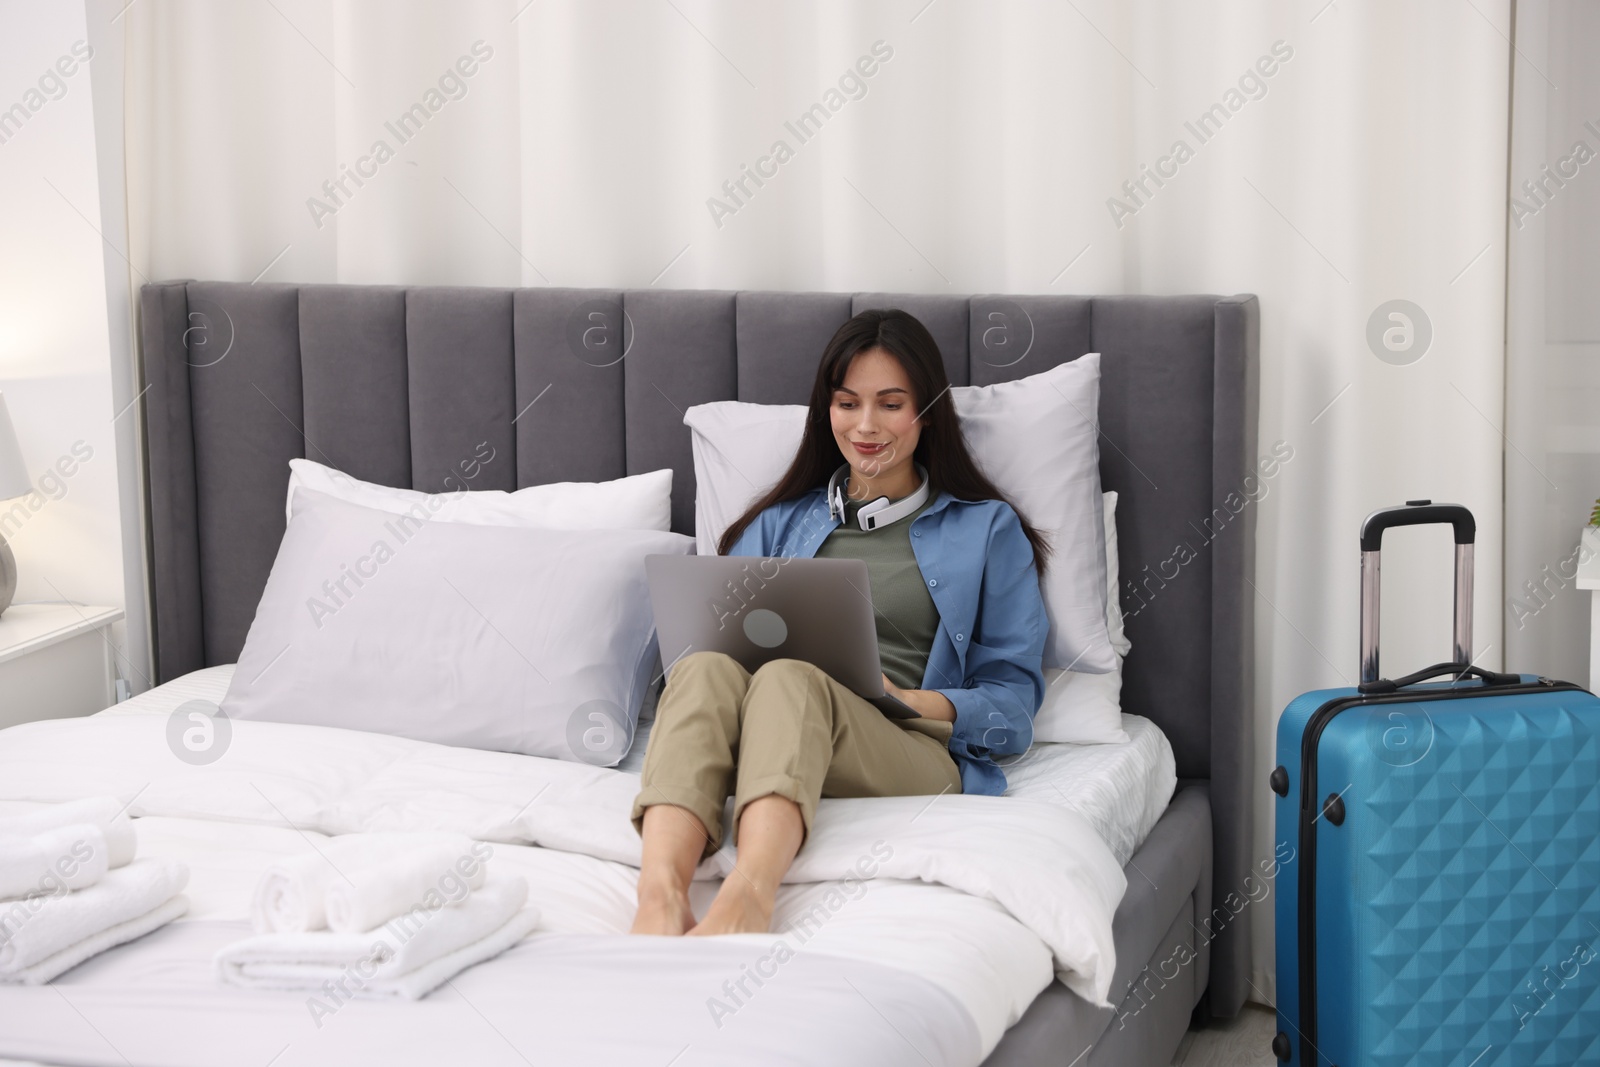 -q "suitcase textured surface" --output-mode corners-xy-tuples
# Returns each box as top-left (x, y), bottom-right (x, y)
(1274, 678), (1600, 1066)
(1271, 502), (1600, 1066)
